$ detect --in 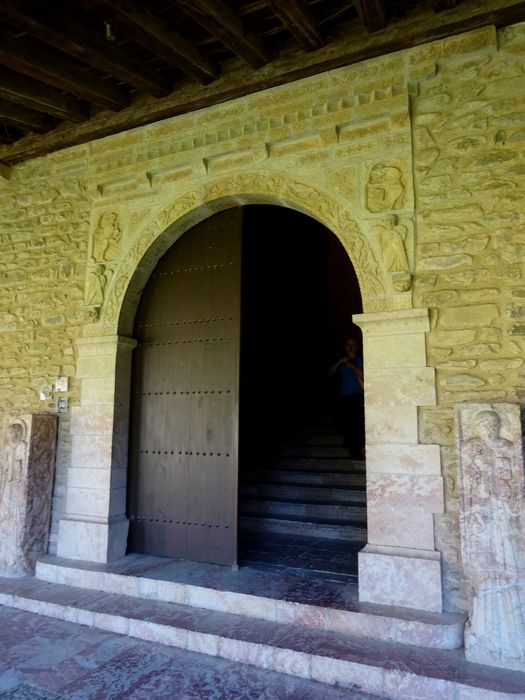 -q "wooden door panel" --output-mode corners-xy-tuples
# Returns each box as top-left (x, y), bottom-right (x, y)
(128, 208), (242, 565)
